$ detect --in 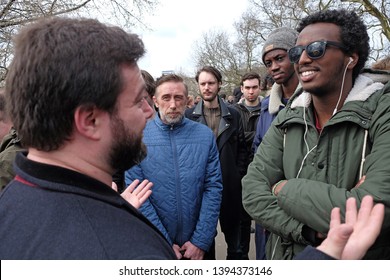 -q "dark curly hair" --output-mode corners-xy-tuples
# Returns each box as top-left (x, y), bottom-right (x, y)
(297, 9), (369, 82)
